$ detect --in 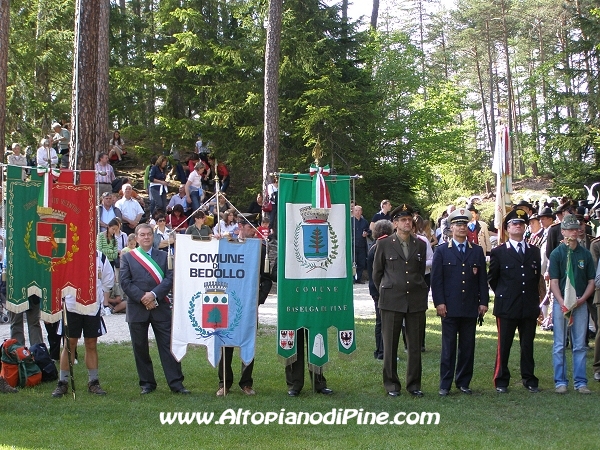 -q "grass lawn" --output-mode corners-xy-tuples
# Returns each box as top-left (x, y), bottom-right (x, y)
(2, 307), (599, 450)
